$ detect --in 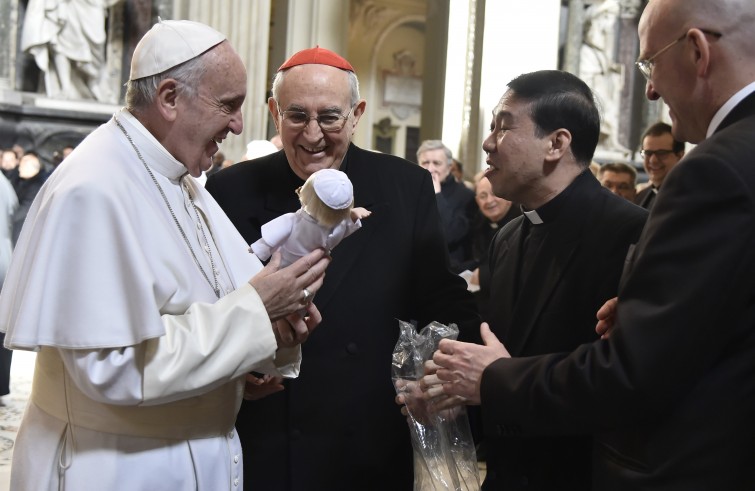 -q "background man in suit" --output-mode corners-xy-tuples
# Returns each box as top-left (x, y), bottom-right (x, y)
(422, 0), (755, 488)
(466, 175), (521, 322)
(417, 139), (476, 270)
(416, 70), (647, 490)
(206, 47), (479, 491)
(635, 122), (685, 209)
